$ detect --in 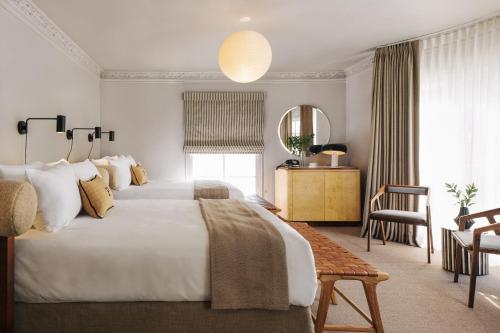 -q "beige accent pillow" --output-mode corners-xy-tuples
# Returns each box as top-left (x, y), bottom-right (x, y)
(131, 164), (148, 185)
(78, 176), (114, 218)
(96, 167), (110, 187)
(93, 165), (119, 190)
(0, 180), (37, 236)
